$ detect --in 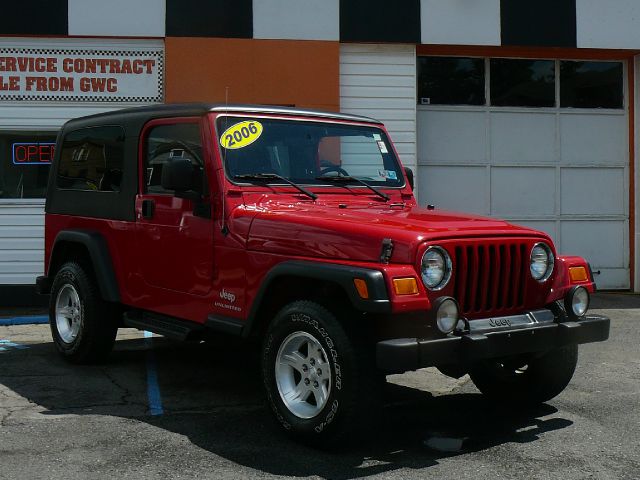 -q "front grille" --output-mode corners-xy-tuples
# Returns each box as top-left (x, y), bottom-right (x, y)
(453, 241), (529, 317)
